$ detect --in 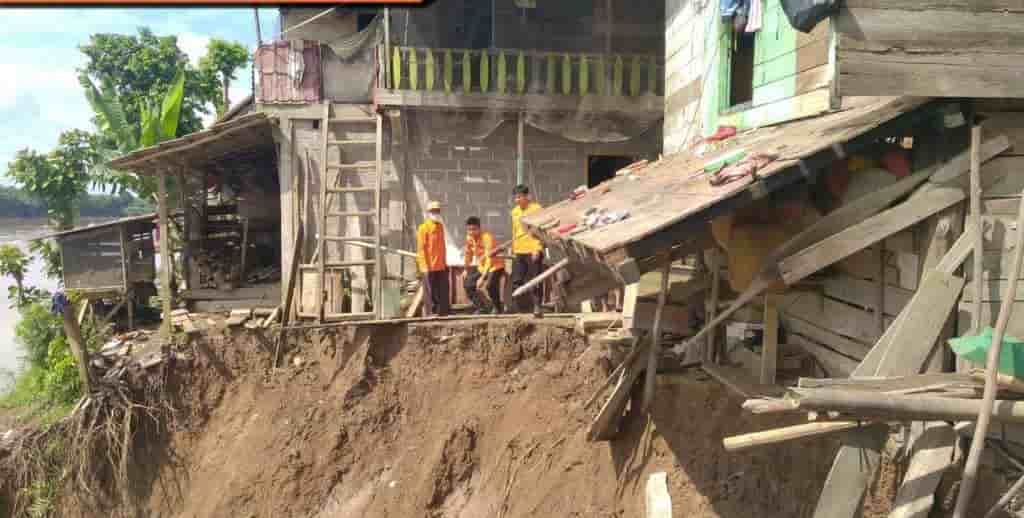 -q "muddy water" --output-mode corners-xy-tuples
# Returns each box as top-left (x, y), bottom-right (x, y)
(0, 218), (110, 391)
